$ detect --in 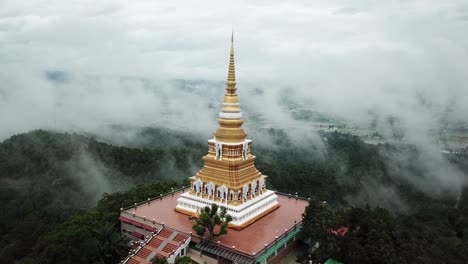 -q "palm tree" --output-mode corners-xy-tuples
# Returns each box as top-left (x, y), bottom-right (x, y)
(93, 222), (130, 264)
